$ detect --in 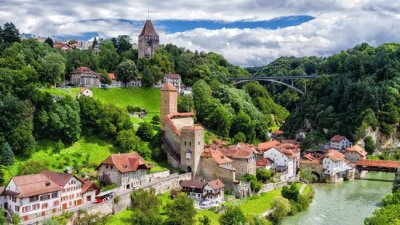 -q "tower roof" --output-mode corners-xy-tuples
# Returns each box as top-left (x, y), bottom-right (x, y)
(139, 20), (158, 36)
(161, 83), (177, 92)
